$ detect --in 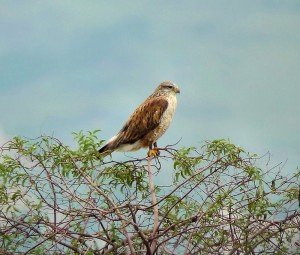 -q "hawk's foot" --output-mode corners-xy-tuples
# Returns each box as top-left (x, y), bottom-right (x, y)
(147, 148), (160, 157)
